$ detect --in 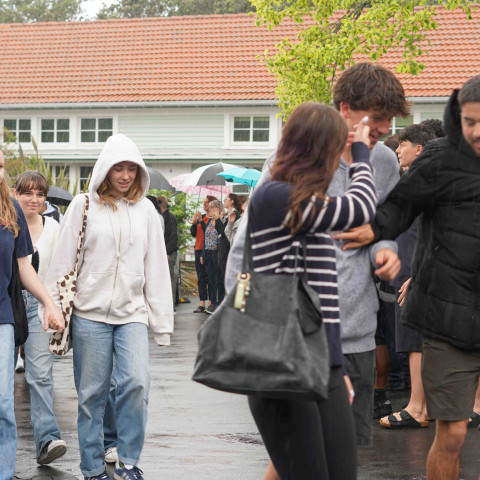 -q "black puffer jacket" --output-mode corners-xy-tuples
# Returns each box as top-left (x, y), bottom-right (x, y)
(372, 89), (480, 350)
